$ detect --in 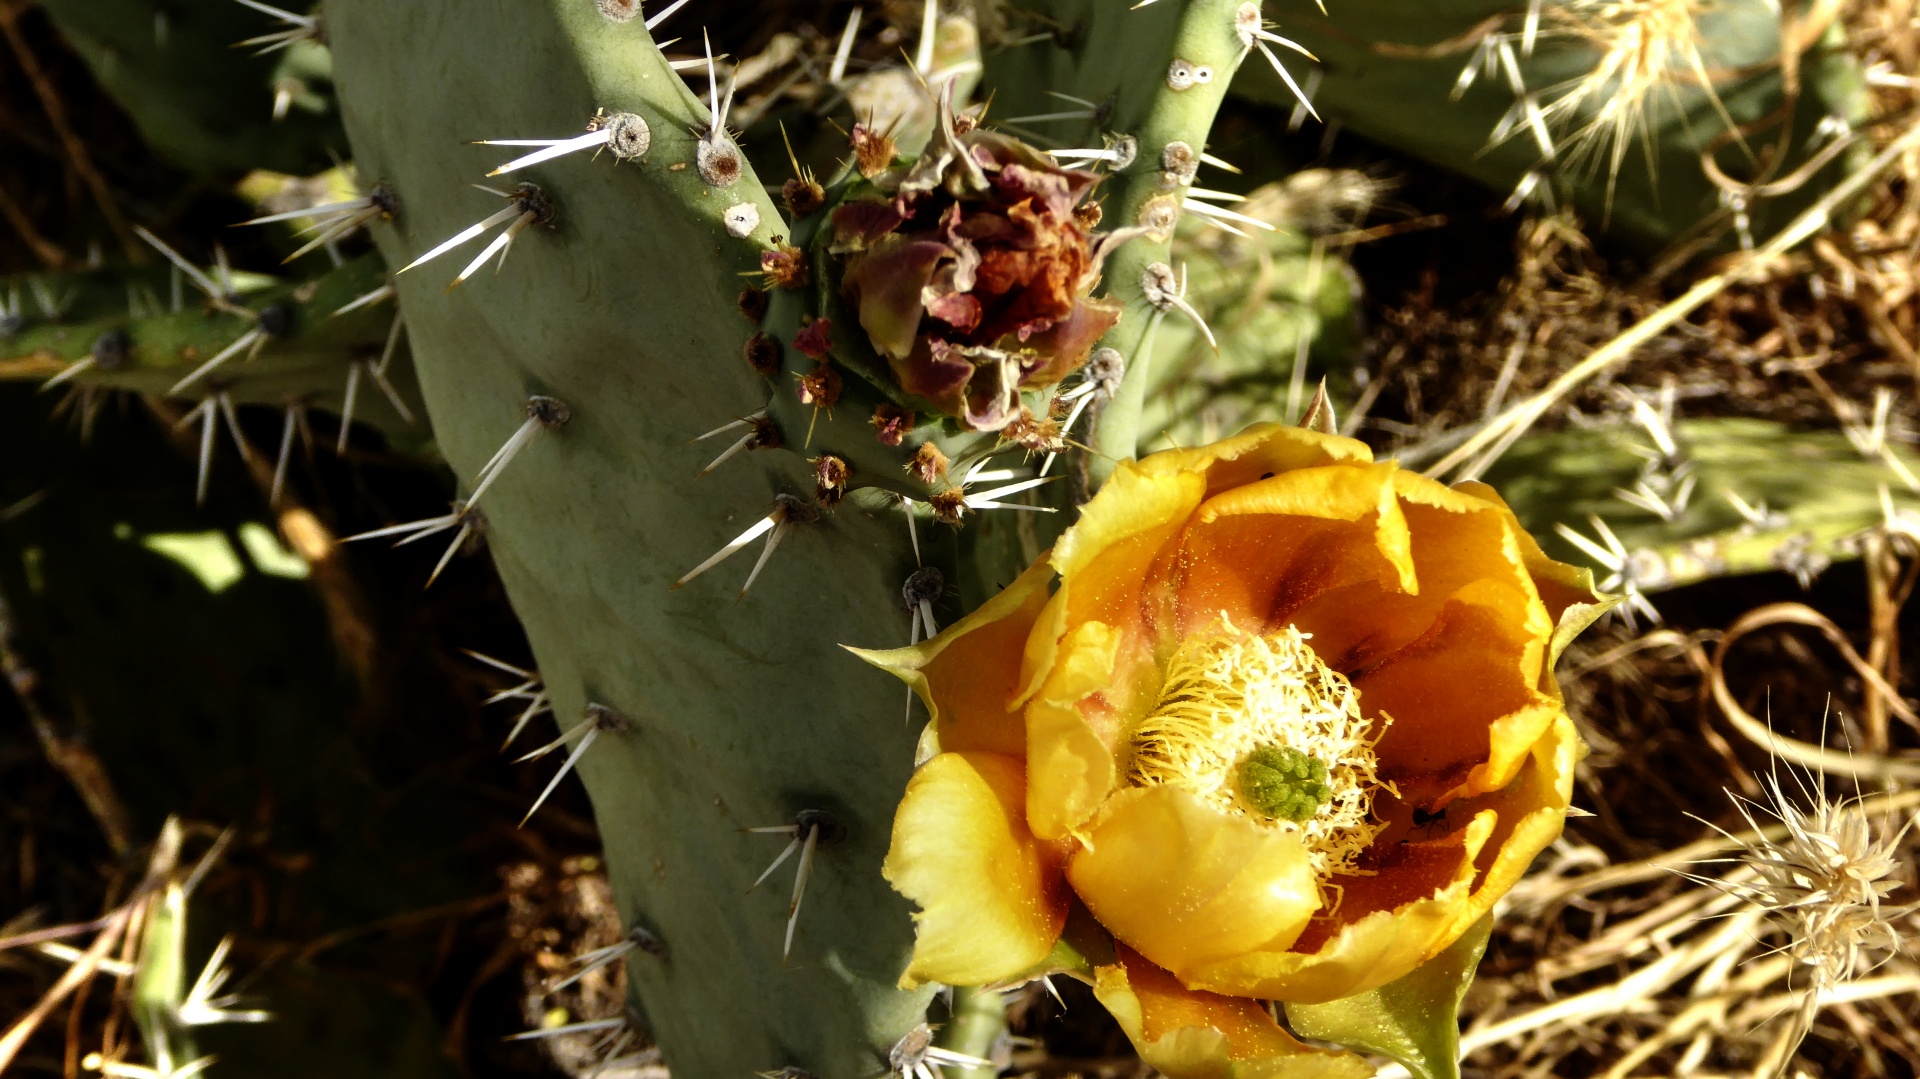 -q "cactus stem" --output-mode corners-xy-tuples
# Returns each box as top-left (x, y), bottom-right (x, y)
(331, 282), (394, 317)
